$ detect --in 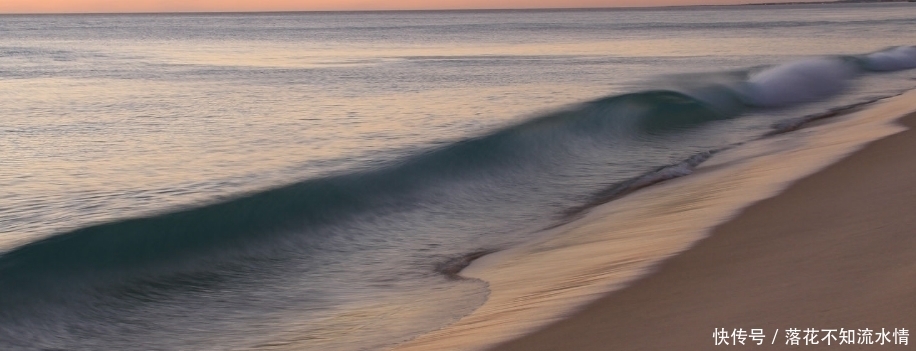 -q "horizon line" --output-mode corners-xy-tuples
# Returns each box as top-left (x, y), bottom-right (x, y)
(0, 1), (840, 16)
